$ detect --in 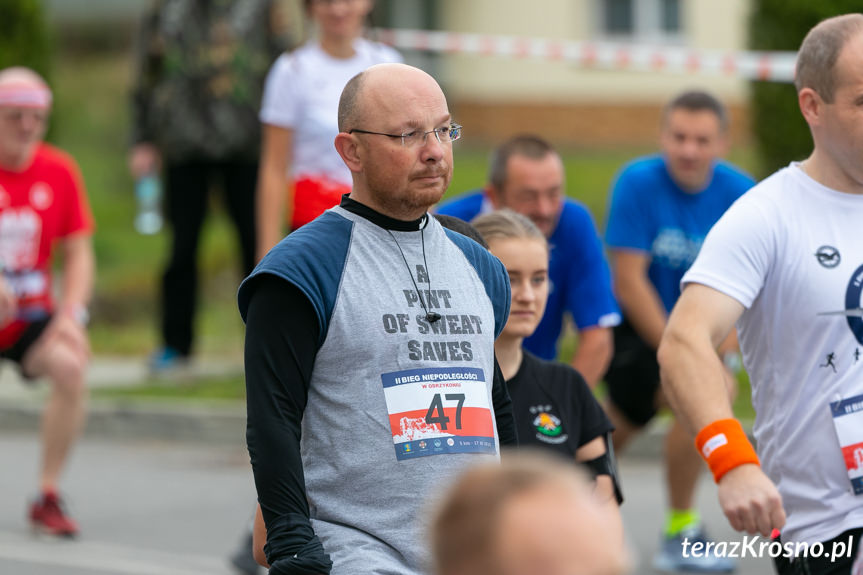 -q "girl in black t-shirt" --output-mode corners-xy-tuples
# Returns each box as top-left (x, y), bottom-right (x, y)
(473, 209), (620, 505)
